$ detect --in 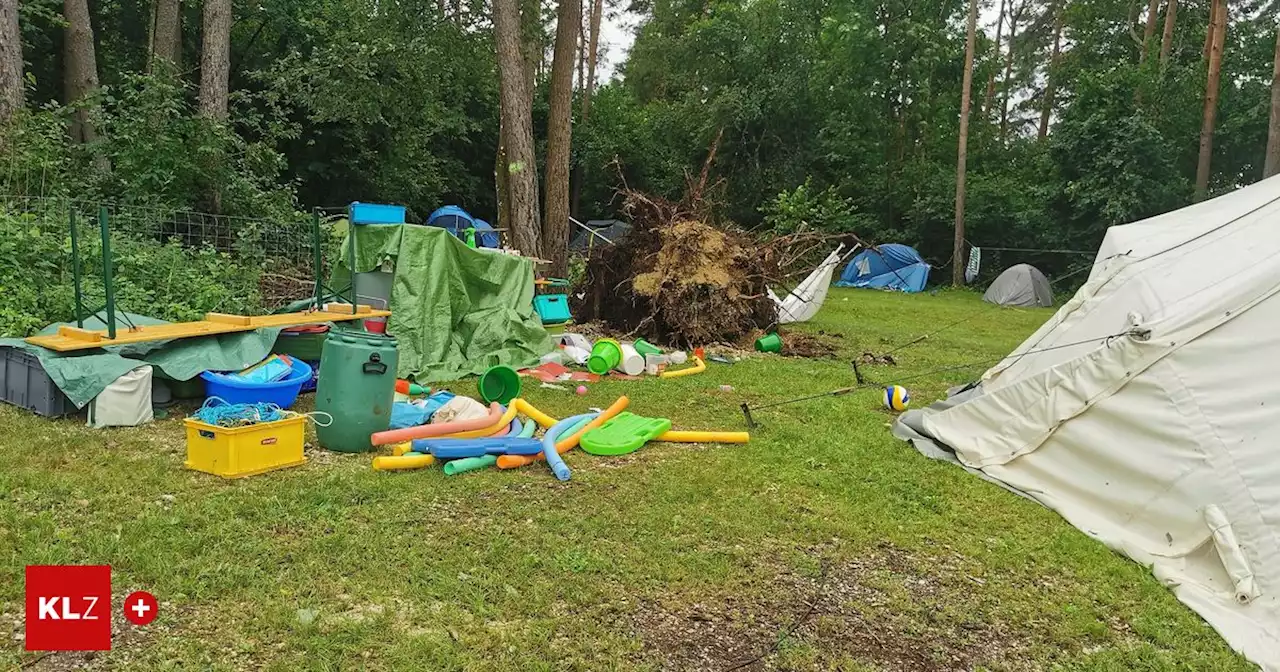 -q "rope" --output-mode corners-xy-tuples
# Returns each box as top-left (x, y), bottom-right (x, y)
(192, 396), (333, 428)
(746, 329), (1134, 415)
(870, 250), (1129, 359)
